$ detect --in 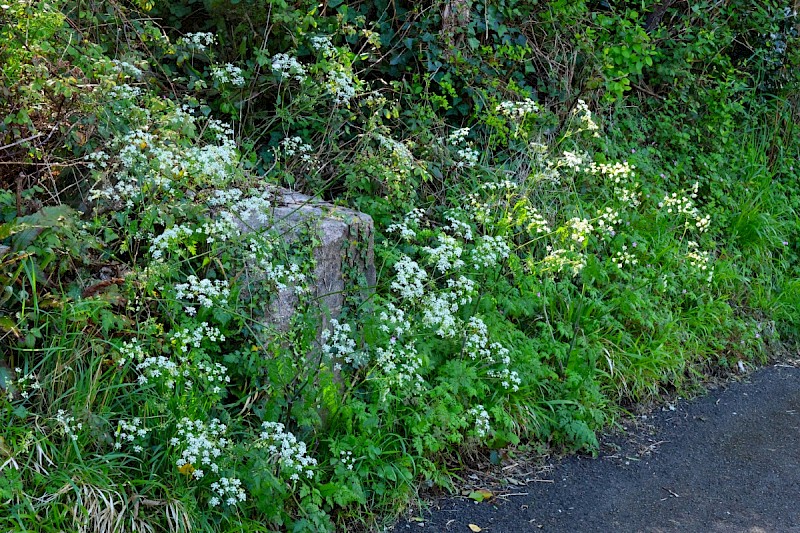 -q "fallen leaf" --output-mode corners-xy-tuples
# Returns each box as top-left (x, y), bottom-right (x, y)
(468, 525), (482, 532)
(468, 489), (494, 502)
